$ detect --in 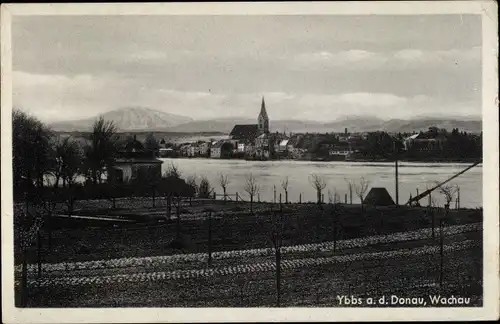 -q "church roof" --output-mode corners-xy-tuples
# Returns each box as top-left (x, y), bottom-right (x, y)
(229, 124), (259, 140)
